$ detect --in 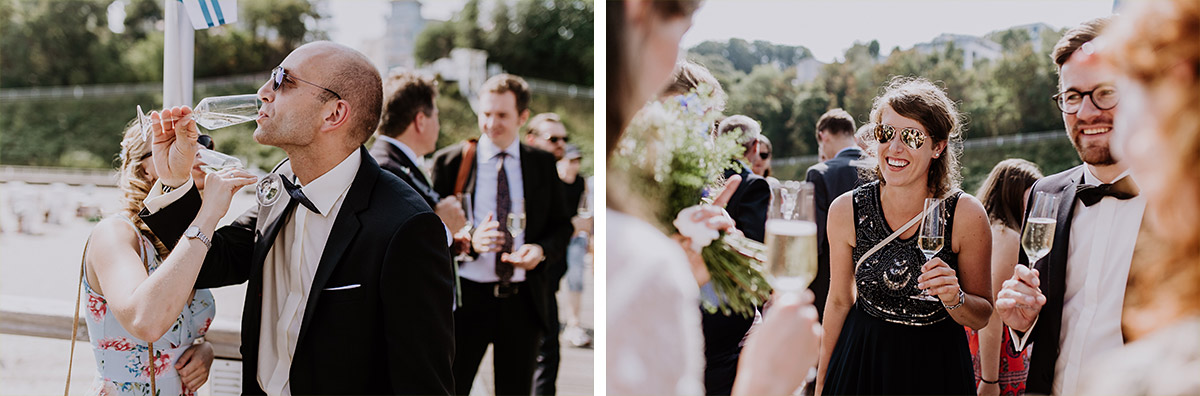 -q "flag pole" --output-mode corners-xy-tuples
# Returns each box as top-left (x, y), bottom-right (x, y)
(164, 0), (195, 108)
